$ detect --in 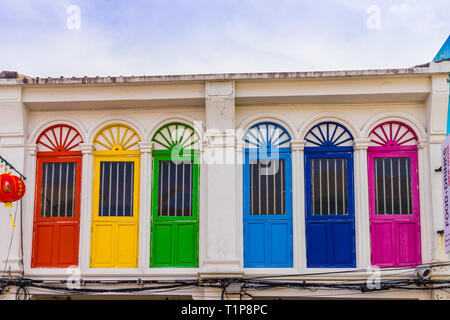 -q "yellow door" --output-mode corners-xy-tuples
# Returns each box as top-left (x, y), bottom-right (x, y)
(90, 124), (141, 268)
(91, 156), (140, 268)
